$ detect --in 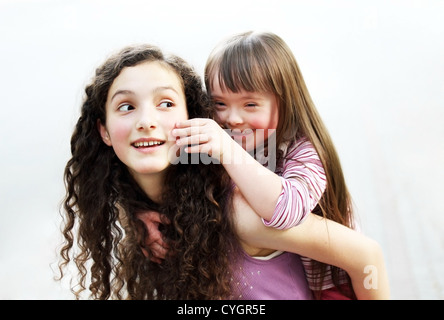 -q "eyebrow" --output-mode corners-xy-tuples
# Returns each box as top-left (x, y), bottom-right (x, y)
(110, 89), (135, 102)
(153, 86), (180, 96)
(110, 86), (180, 102)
